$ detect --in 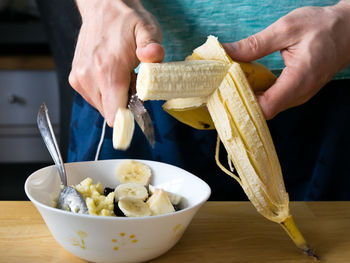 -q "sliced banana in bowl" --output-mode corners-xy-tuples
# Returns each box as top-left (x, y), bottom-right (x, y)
(146, 189), (175, 216)
(69, 160), (186, 218)
(115, 182), (149, 201)
(118, 197), (152, 217)
(149, 184), (183, 206)
(116, 160), (152, 186)
(112, 160), (184, 217)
